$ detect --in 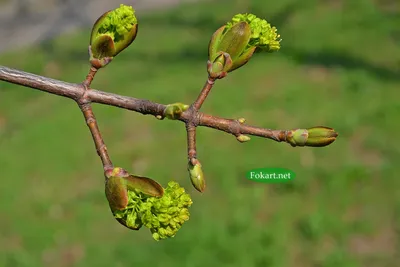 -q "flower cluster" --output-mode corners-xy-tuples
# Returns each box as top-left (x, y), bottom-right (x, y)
(226, 13), (281, 52)
(113, 181), (193, 241)
(94, 4), (137, 43)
